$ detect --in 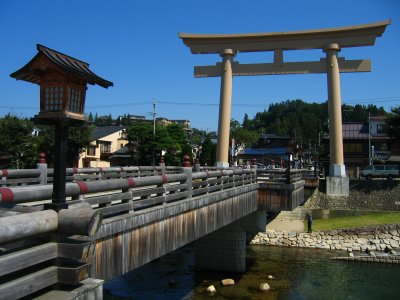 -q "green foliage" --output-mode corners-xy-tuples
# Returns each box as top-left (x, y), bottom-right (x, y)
(94, 114), (113, 126)
(308, 212), (400, 231)
(244, 100), (388, 151)
(199, 136), (216, 166)
(0, 114), (38, 168)
(0, 114), (92, 168)
(127, 122), (189, 165)
(230, 118), (258, 154)
(34, 125), (93, 167)
(0, 114), (92, 169)
(387, 105), (400, 140)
